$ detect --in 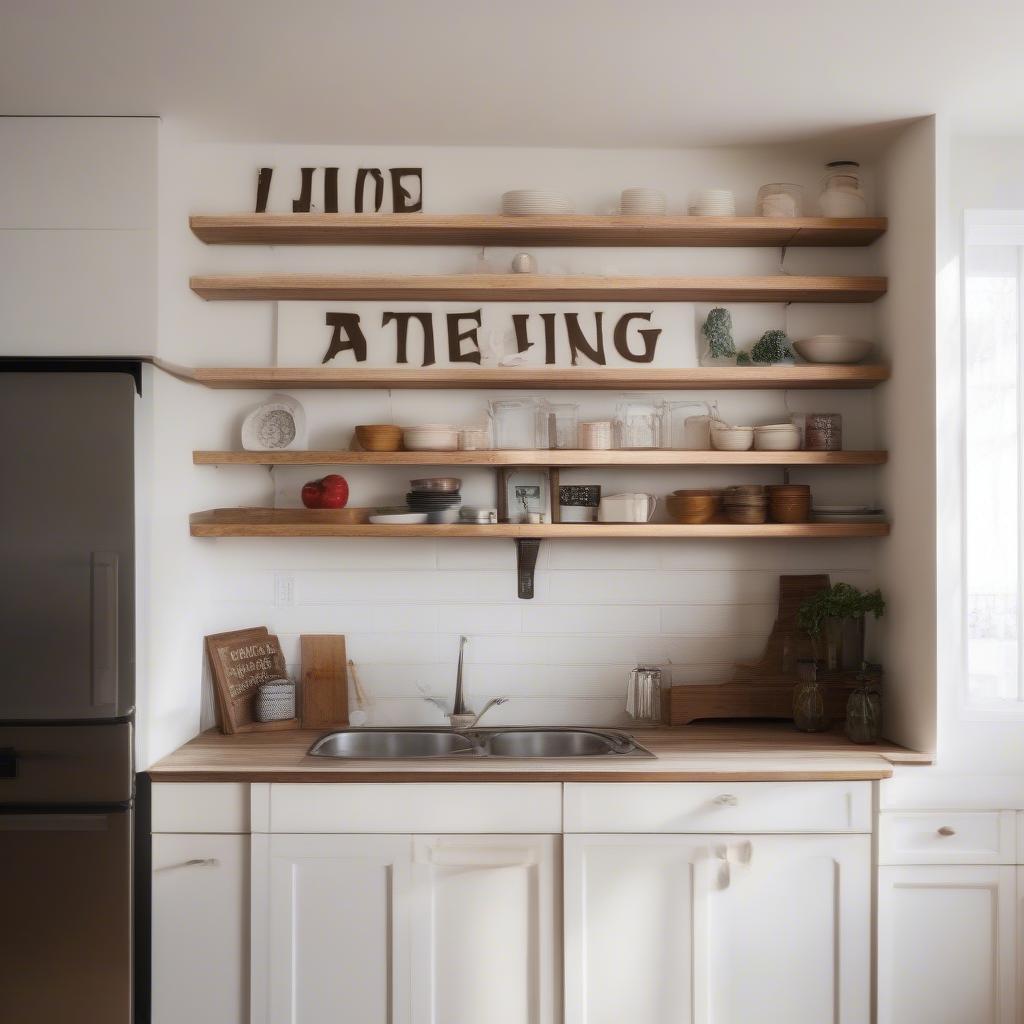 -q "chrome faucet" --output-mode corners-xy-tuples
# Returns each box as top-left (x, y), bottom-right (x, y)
(453, 635), (470, 716)
(442, 635), (509, 731)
